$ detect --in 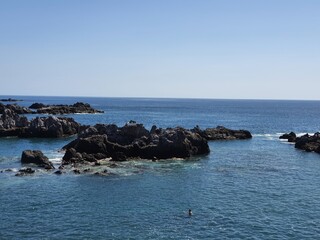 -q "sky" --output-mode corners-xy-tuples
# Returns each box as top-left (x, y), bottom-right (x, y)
(0, 0), (319, 100)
